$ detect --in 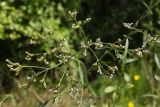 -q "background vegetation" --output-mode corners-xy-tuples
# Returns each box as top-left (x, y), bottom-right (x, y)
(0, 0), (160, 107)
